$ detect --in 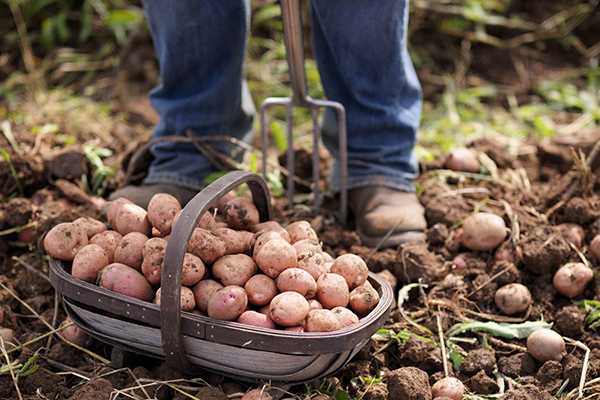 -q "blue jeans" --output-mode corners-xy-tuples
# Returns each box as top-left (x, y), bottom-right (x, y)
(141, 0), (422, 193)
